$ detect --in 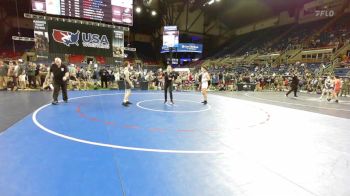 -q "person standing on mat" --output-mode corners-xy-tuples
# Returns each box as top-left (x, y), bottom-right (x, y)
(324, 76), (334, 101)
(50, 57), (69, 105)
(164, 65), (175, 104)
(201, 66), (210, 104)
(332, 75), (341, 103)
(122, 61), (134, 107)
(285, 74), (299, 97)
